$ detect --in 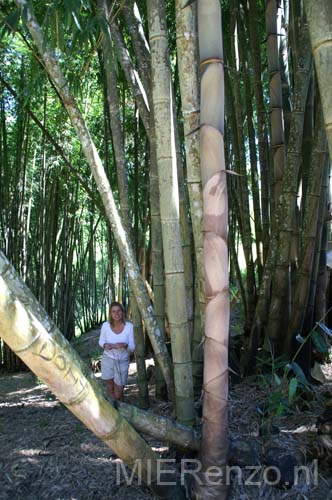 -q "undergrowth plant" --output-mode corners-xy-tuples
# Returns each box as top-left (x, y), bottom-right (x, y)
(256, 315), (332, 419)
